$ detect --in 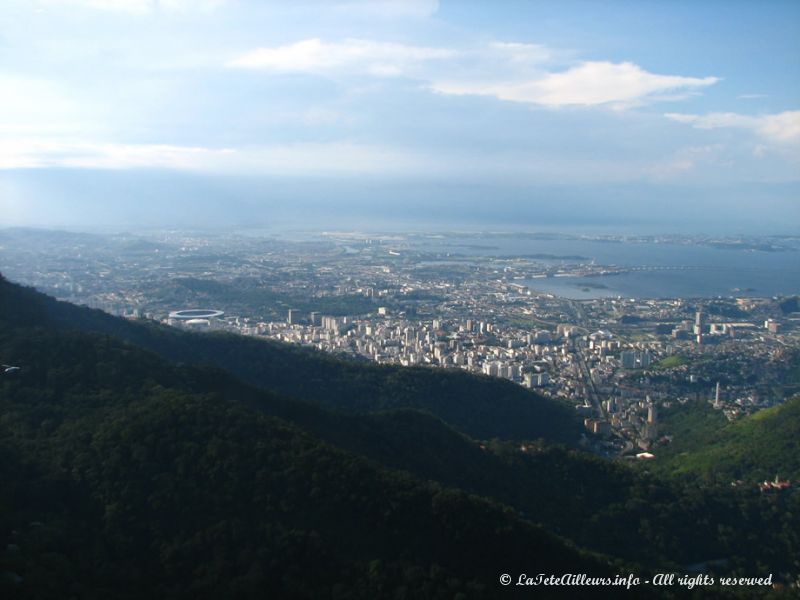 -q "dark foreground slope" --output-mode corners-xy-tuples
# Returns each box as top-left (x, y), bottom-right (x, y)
(0, 275), (580, 444)
(281, 403), (800, 576)
(2, 277), (799, 596)
(0, 322), (618, 599)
